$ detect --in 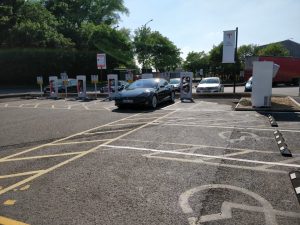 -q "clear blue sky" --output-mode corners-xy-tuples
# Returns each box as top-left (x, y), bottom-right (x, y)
(119, 0), (300, 59)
